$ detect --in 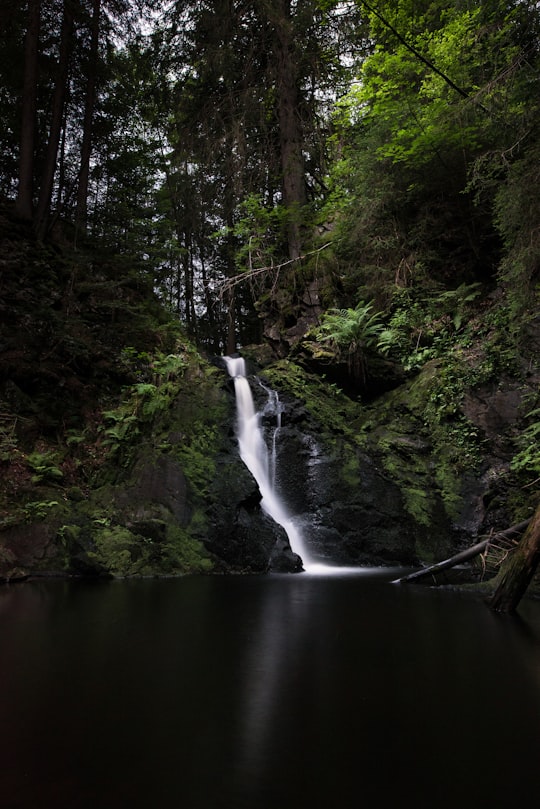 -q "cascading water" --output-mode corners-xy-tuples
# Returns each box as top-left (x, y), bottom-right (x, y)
(224, 356), (315, 570)
(257, 377), (283, 488)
